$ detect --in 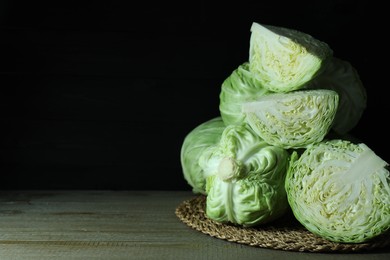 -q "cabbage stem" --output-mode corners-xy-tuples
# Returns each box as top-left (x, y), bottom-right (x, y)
(218, 157), (243, 181)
